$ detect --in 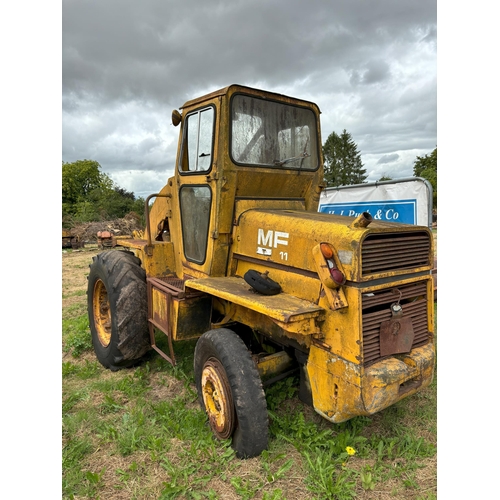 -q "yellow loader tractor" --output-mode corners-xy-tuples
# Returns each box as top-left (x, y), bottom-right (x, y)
(87, 84), (435, 458)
